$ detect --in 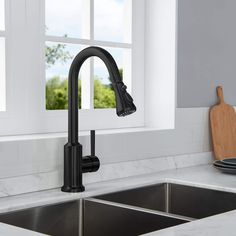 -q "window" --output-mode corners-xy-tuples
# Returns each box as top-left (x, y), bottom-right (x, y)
(45, 0), (132, 111)
(0, 0), (145, 135)
(0, 0), (6, 111)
